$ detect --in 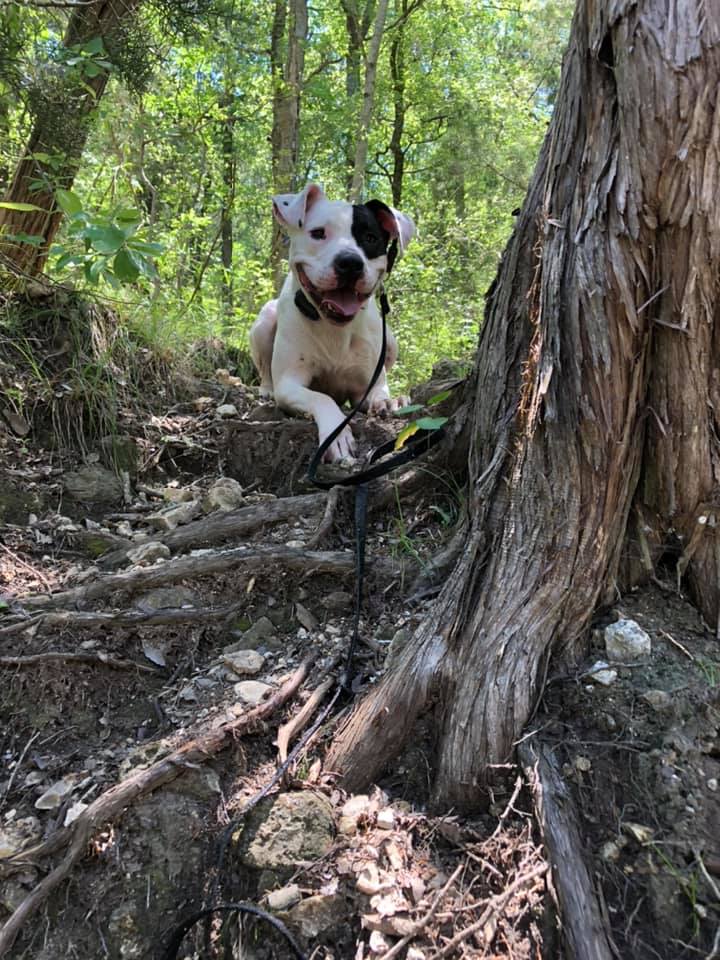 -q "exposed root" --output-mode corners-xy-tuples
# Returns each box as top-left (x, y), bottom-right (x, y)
(0, 651), (159, 672)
